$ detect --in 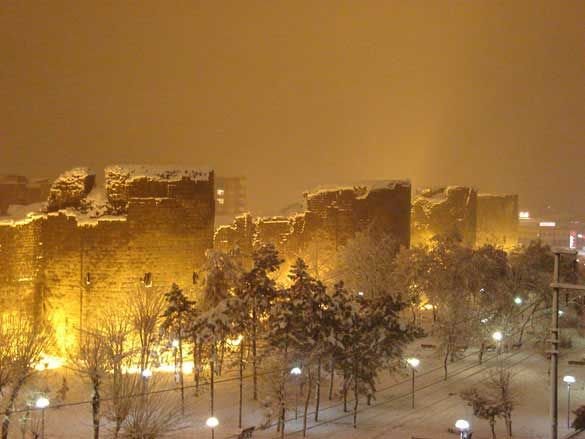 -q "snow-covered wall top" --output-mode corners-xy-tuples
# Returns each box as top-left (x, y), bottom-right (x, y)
(105, 164), (211, 185)
(47, 167), (95, 212)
